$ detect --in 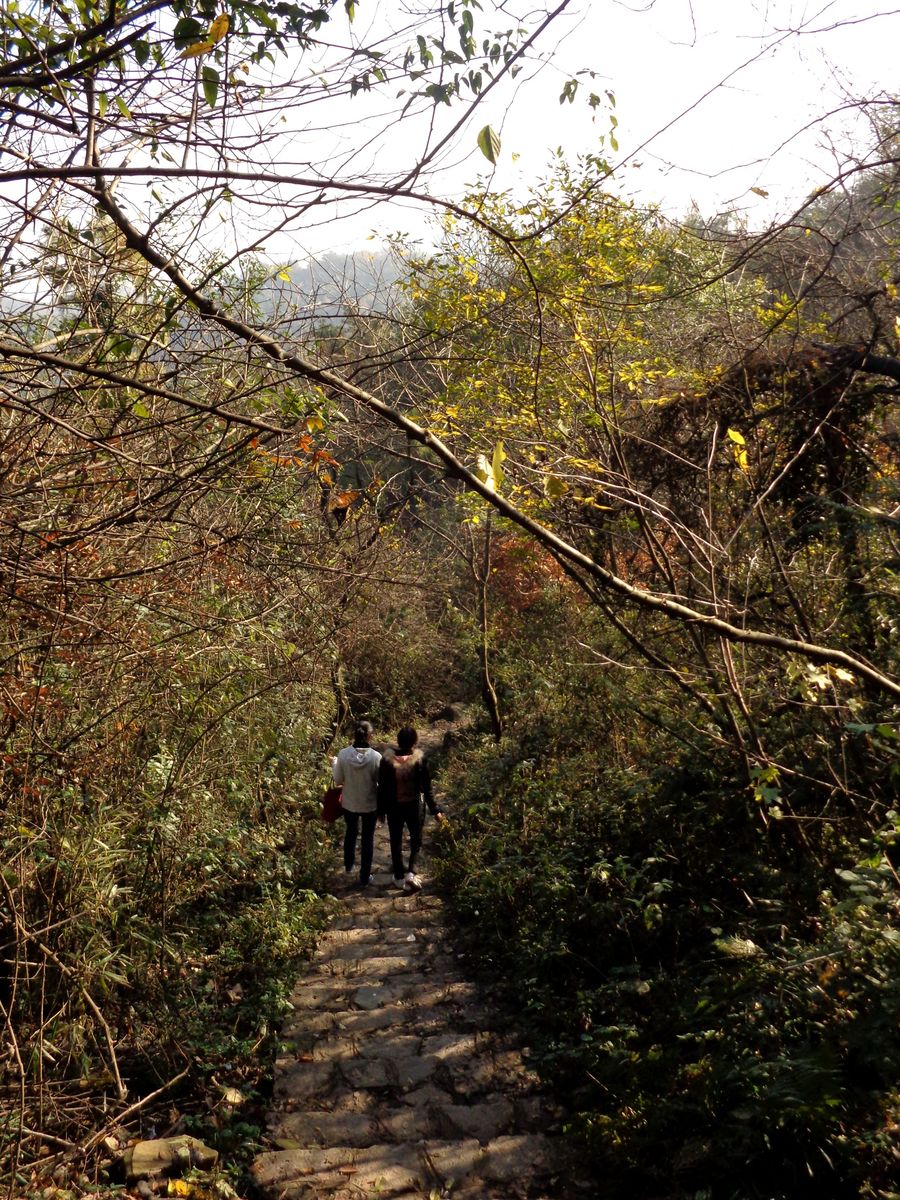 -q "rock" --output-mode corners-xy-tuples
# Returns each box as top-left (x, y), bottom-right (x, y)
(431, 1098), (515, 1142)
(353, 985), (387, 1010)
(121, 1135), (218, 1183)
